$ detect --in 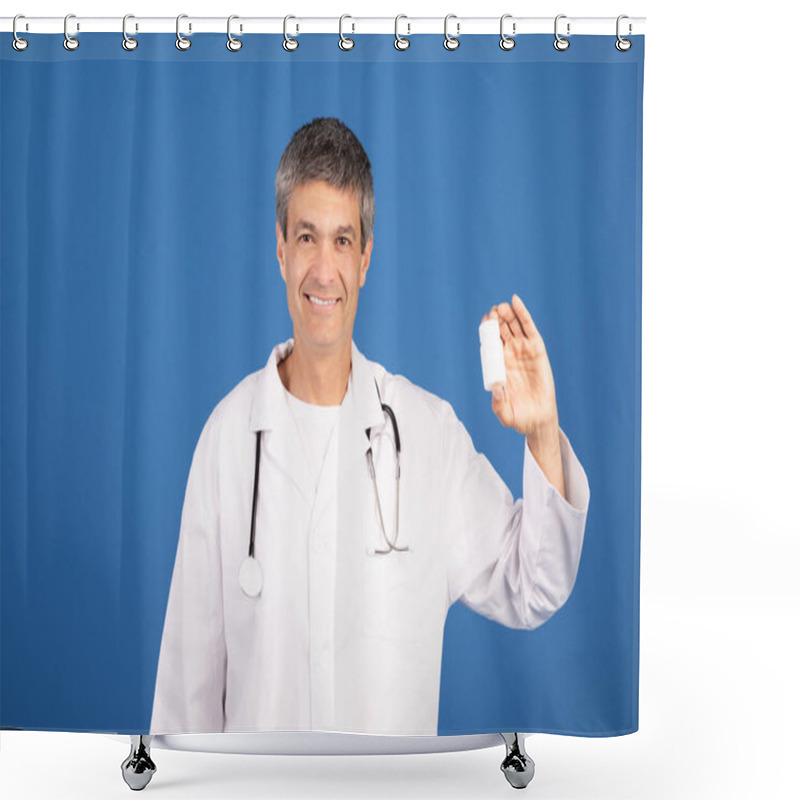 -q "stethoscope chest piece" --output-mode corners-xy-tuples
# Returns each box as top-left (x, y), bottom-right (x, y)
(238, 555), (263, 597)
